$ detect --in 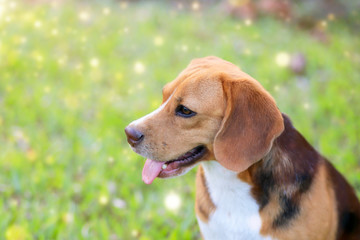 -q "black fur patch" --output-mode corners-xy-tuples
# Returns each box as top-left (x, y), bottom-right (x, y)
(296, 173), (313, 193)
(340, 211), (359, 234)
(273, 194), (300, 228)
(251, 114), (319, 229)
(254, 170), (275, 209)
